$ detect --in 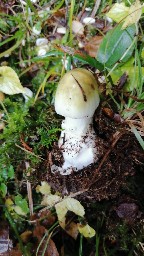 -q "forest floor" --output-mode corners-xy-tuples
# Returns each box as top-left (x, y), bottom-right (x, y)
(0, 0), (144, 255)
